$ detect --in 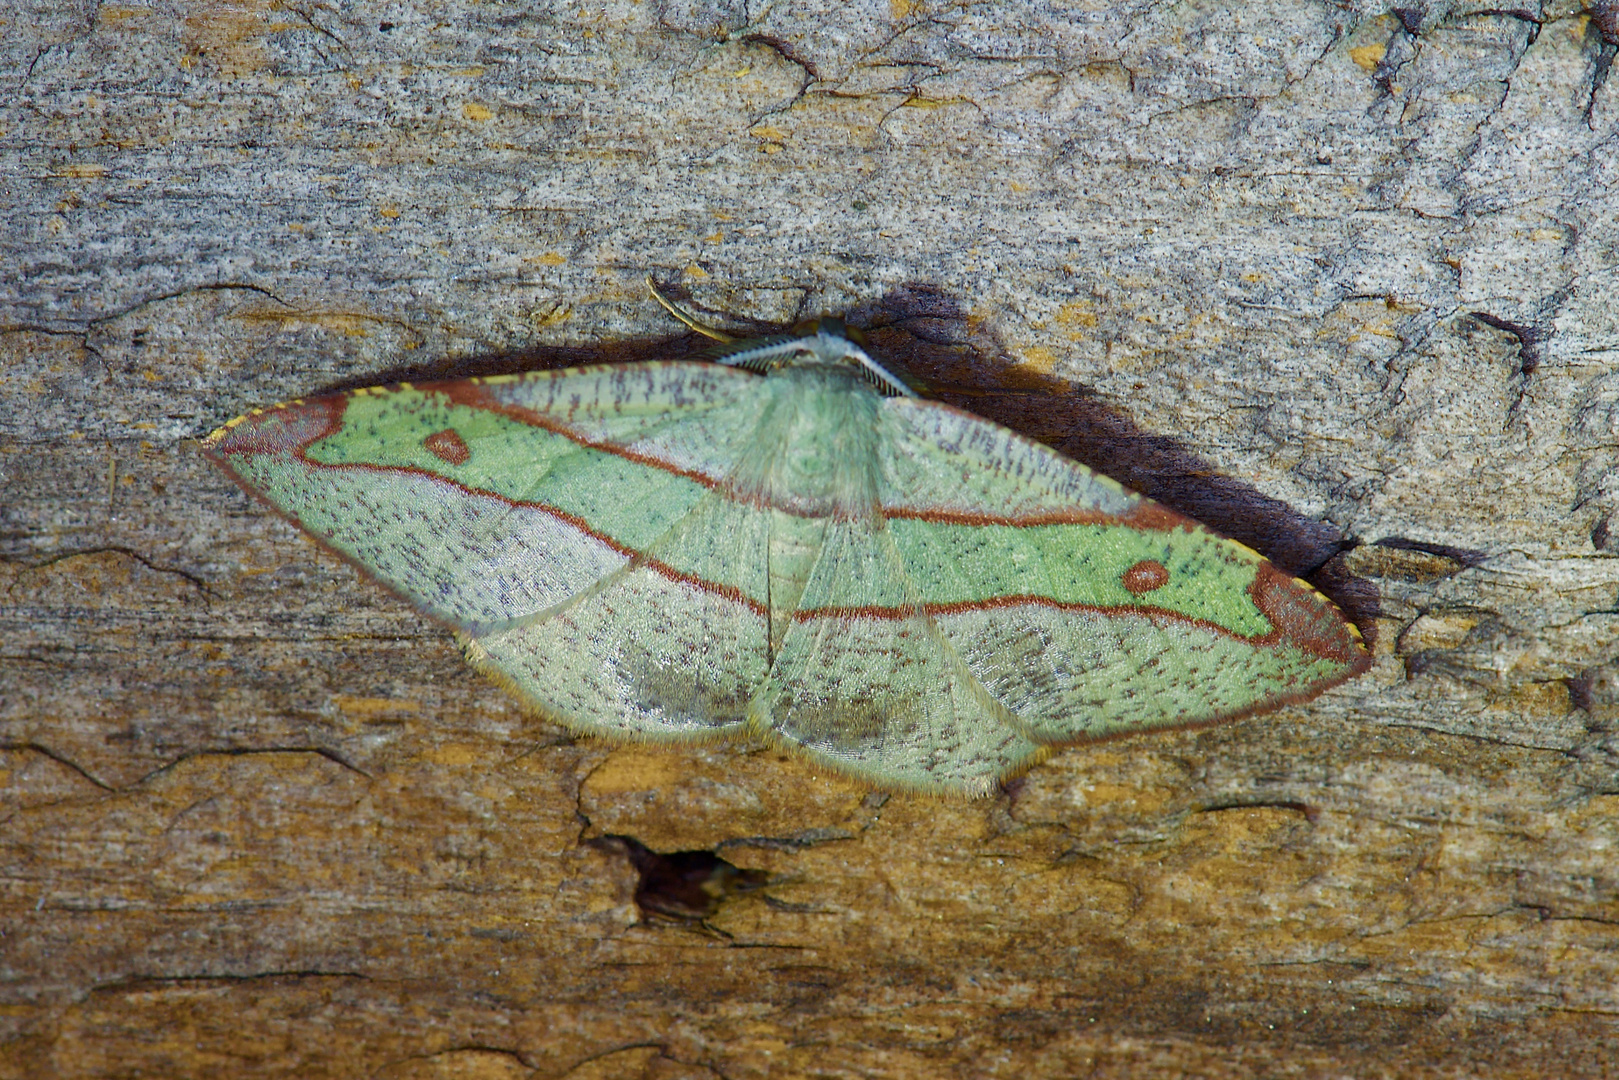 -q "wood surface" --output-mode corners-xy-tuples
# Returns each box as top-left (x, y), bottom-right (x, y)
(4, 1), (1618, 1076)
